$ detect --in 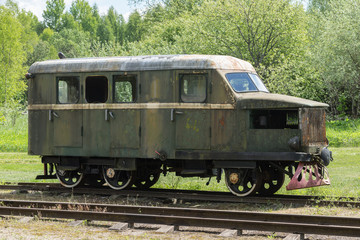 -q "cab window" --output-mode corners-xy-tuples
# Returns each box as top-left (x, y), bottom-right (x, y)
(180, 74), (207, 103)
(57, 76), (79, 104)
(113, 75), (136, 103)
(86, 76), (108, 103)
(226, 72), (269, 93)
